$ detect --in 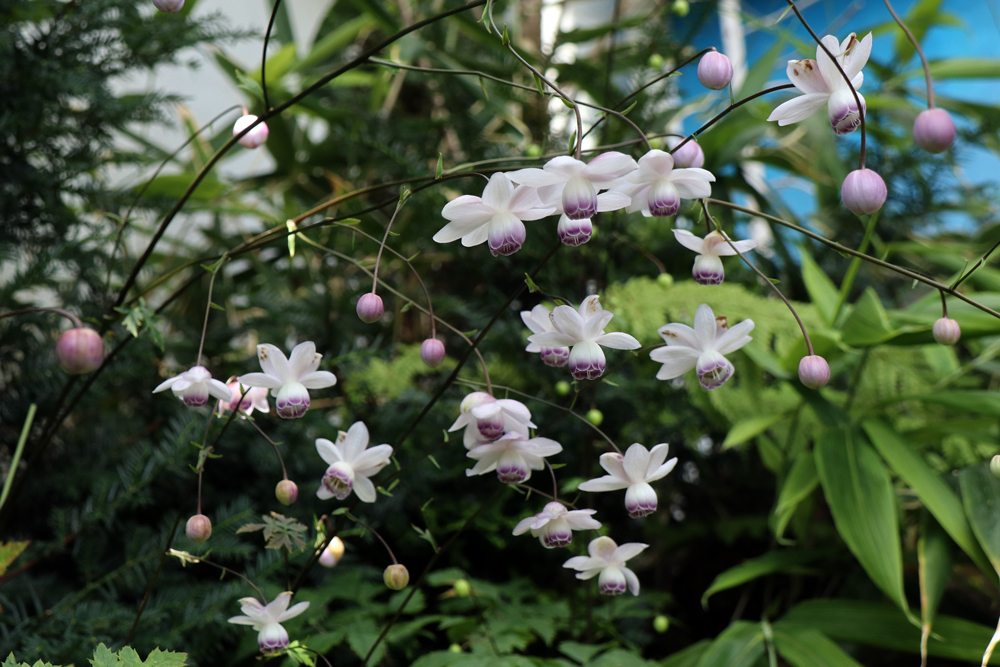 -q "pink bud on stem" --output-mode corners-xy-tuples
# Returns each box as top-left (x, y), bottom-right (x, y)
(153, 0), (185, 12)
(357, 293), (384, 323)
(697, 51), (733, 90)
(56, 328), (105, 374)
(841, 169), (887, 216)
(275, 480), (298, 506)
(384, 564), (410, 590)
(798, 355), (831, 389)
(913, 109), (955, 154)
(420, 338), (446, 368)
(186, 514), (212, 543)
(932, 317), (961, 345)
